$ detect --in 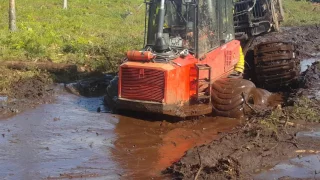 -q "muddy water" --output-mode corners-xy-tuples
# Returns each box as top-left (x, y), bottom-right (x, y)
(0, 92), (120, 179)
(0, 91), (239, 179)
(300, 57), (320, 73)
(256, 154), (320, 179)
(112, 115), (239, 179)
(256, 130), (320, 180)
